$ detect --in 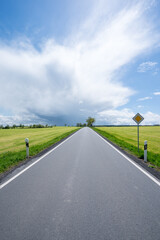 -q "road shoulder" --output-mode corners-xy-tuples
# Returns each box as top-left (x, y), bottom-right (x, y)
(0, 129), (80, 183)
(92, 128), (160, 180)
